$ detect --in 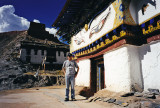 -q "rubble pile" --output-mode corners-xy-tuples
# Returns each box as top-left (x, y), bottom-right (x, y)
(13, 74), (57, 89)
(85, 88), (160, 107)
